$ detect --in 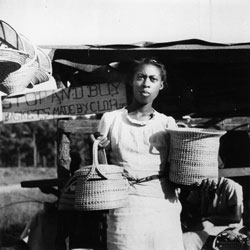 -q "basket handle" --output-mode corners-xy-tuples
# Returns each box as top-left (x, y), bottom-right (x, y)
(85, 139), (108, 181)
(61, 174), (78, 193)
